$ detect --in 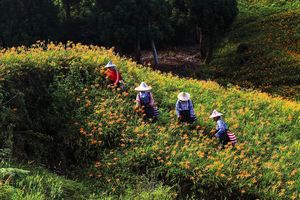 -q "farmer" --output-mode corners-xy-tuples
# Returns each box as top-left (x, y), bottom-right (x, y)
(135, 82), (159, 120)
(175, 92), (197, 124)
(209, 110), (230, 147)
(104, 61), (124, 88)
